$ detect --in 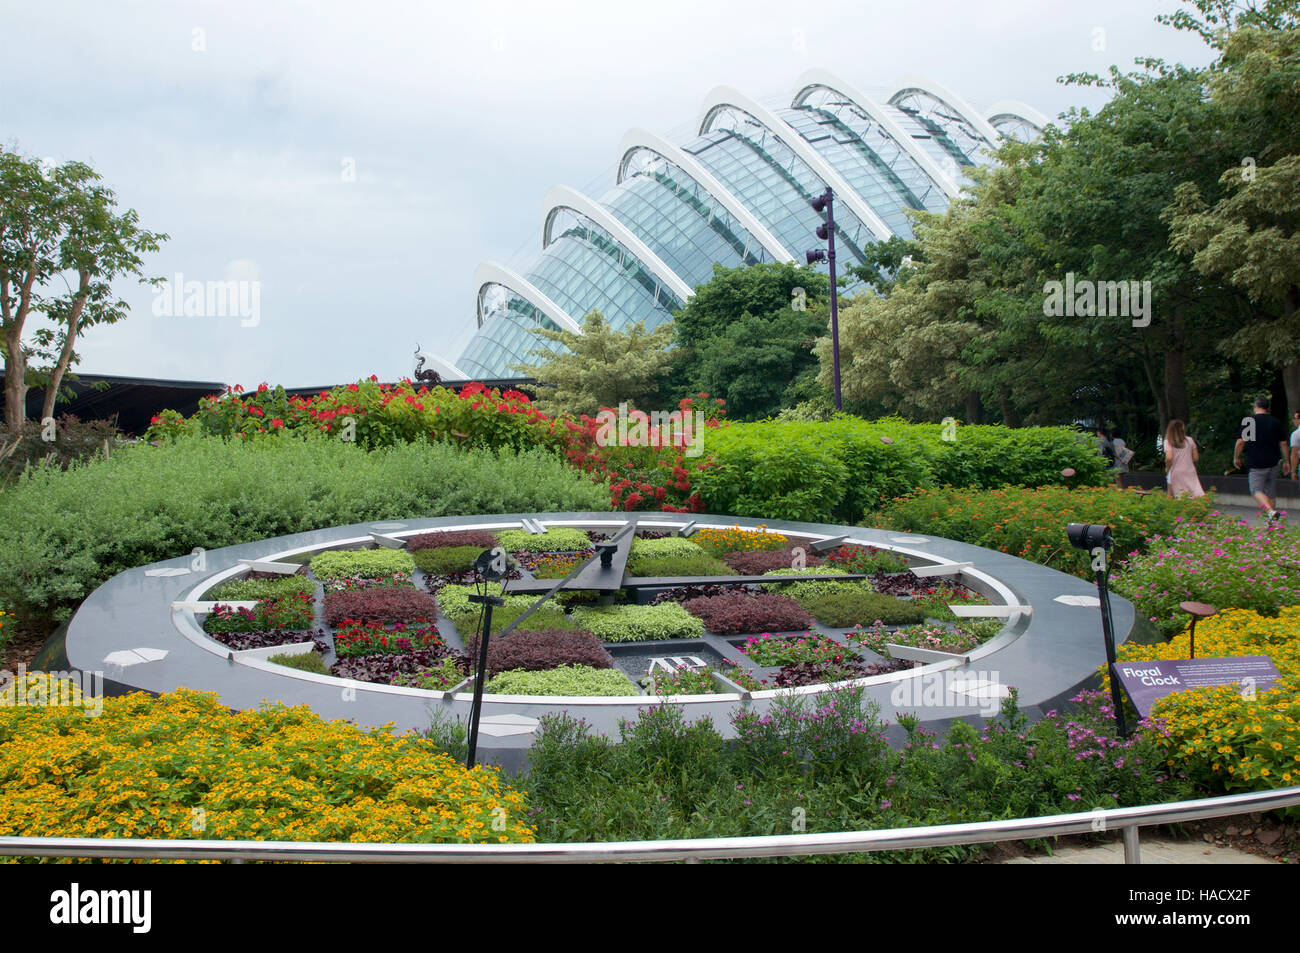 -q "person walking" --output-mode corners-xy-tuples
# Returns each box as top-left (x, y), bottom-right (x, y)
(1110, 427), (1134, 479)
(1233, 396), (1292, 522)
(1291, 409), (1300, 483)
(1164, 419), (1204, 499)
(1096, 426), (1115, 467)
